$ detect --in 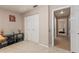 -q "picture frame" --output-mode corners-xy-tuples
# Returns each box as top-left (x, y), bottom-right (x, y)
(9, 15), (16, 22)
